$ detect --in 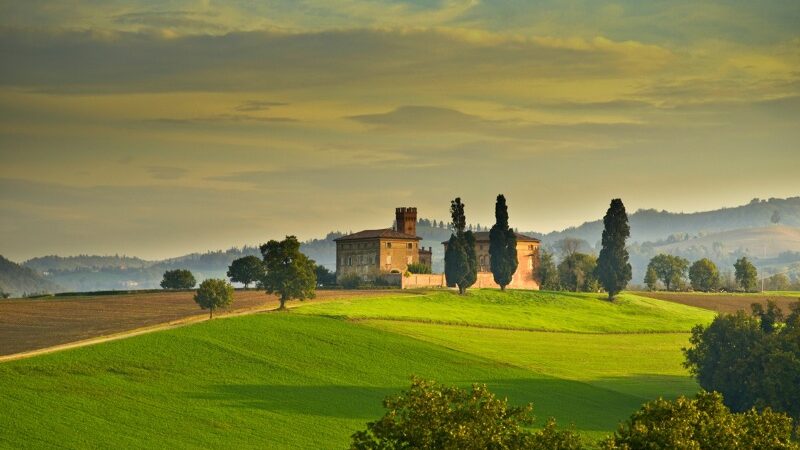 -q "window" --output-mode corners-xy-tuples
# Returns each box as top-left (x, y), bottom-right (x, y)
(386, 242), (392, 248)
(528, 257), (534, 269)
(348, 256), (352, 266)
(386, 255), (392, 265)
(528, 245), (534, 250)
(407, 243), (413, 249)
(407, 256), (413, 264)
